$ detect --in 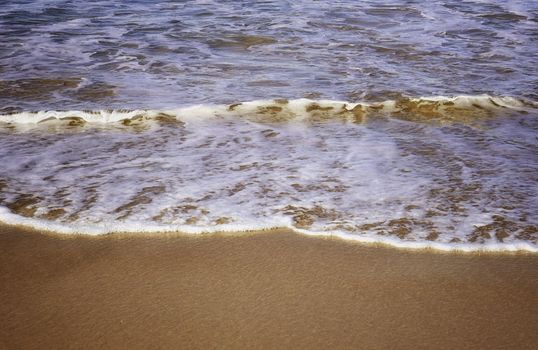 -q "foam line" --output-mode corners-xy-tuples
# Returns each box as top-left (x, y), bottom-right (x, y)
(0, 207), (536, 253)
(0, 95), (534, 125)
